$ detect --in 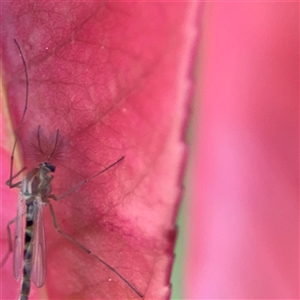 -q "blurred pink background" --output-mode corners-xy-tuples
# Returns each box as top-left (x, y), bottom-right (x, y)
(185, 2), (298, 299)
